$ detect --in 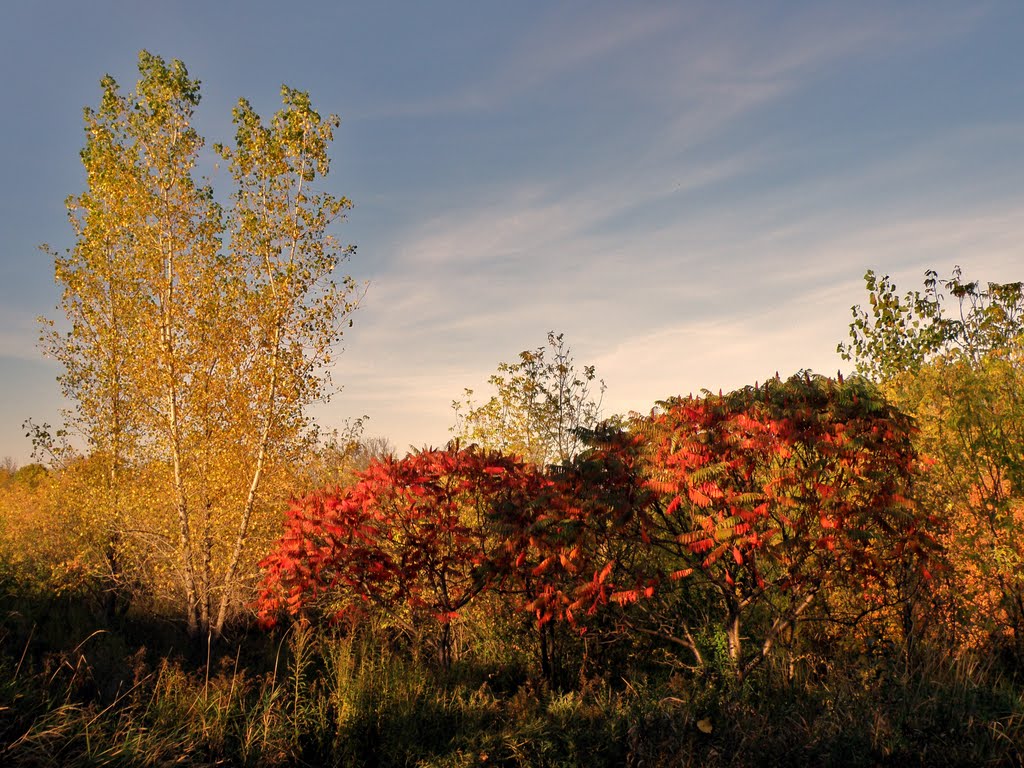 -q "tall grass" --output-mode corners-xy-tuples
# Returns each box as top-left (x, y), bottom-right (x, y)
(0, 581), (1022, 766)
